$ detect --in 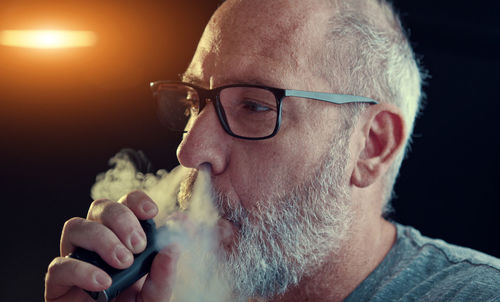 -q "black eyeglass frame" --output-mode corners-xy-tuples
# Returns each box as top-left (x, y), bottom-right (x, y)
(150, 80), (379, 140)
